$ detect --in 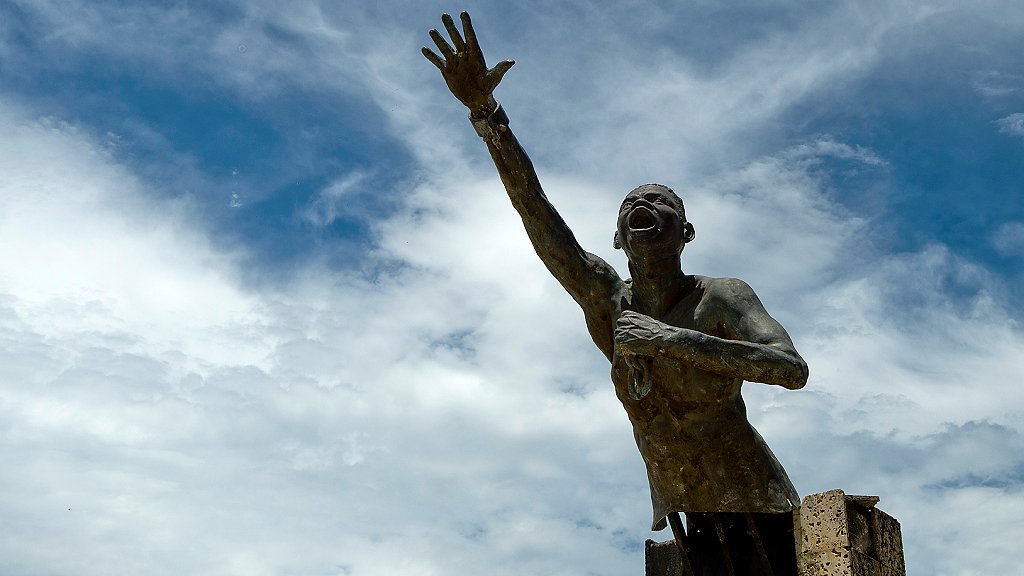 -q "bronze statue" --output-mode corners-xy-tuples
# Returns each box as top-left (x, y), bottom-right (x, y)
(424, 13), (809, 575)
